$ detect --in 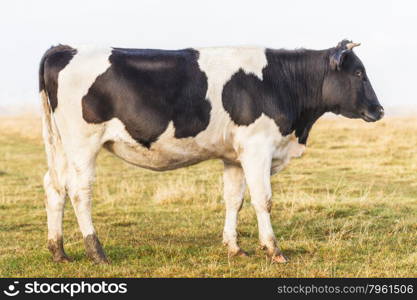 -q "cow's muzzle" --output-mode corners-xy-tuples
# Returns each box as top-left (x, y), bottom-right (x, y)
(360, 104), (384, 122)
